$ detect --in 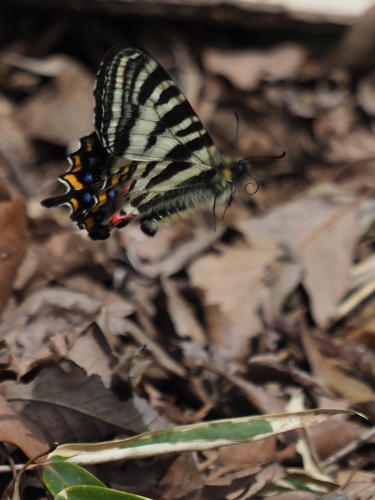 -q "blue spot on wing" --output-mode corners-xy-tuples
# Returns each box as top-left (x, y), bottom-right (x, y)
(84, 192), (93, 203)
